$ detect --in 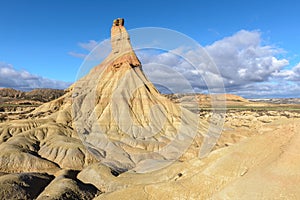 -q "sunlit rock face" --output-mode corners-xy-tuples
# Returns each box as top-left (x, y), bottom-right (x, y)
(0, 18), (299, 200)
(72, 18), (210, 173)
